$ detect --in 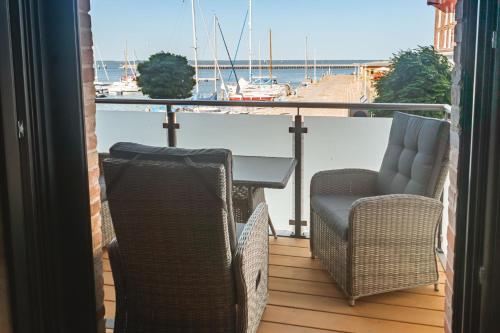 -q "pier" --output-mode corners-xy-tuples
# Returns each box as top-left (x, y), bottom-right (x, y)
(198, 63), (358, 70)
(246, 74), (367, 117)
(196, 61), (389, 71)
